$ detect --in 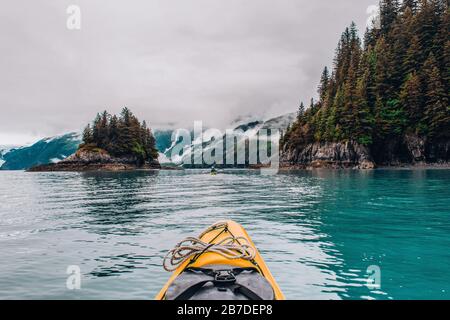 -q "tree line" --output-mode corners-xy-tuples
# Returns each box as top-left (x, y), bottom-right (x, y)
(282, 0), (449, 150)
(82, 107), (158, 163)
